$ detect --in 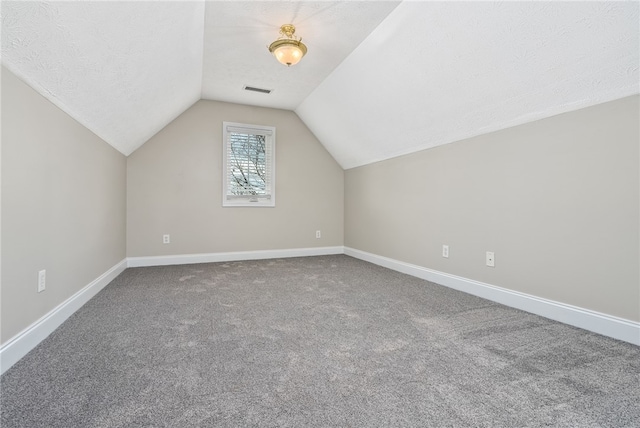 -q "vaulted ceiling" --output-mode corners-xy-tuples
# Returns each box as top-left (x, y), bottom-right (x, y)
(2, 1), (638, 169)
